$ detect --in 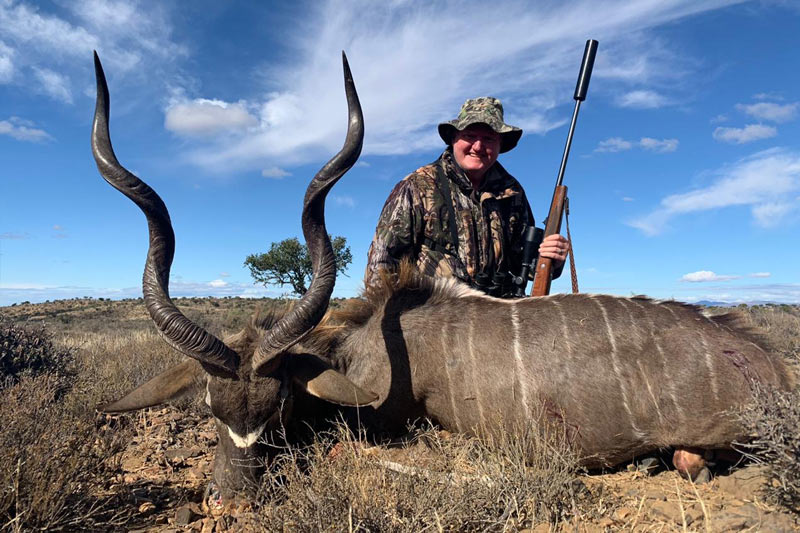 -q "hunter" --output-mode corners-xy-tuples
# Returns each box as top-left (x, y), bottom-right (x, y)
(365, 97), (570, 296)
